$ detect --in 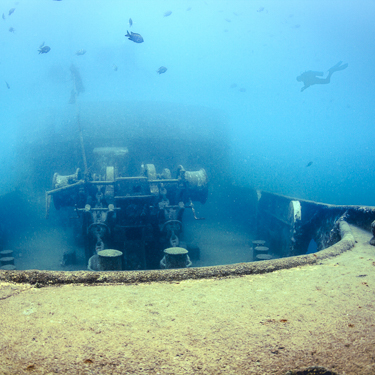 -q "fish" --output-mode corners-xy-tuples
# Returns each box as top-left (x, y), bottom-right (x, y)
(5, 81), (10, 89)
(38, 42), (51, 54)
(75, 49), (86, 56)
(306, 161), (313, 167)
(9, 27), (15, 33)
(128, 18), (132, 27)
(8, 8), (15, 16)
(2, 13), (5, 20)
(112, 64), (118, 71)
(125, 30), (143, 43)
(257, 7), (264, 12)
(157, 66), (167, 74)
(164, 11), (172, 17)
(230, 83), (237, 88)
(239, 88), (246, 92)
(39, 46), (51, 54)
